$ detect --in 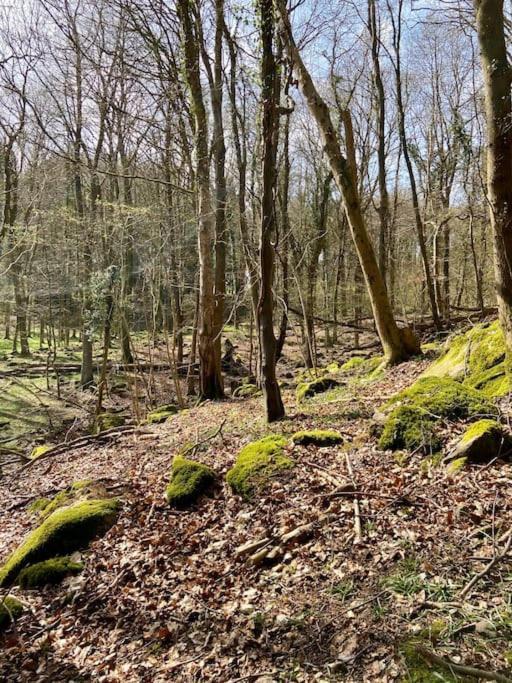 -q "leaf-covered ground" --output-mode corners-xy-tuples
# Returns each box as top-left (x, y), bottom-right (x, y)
(2, 354), (512, 682)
